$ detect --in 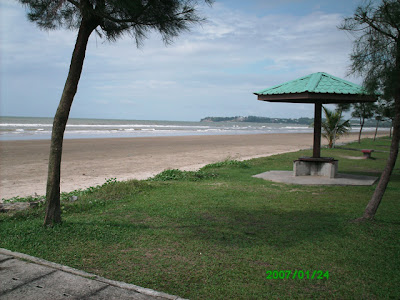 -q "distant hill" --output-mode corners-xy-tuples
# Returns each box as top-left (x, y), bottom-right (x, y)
(200, 116), (314, 125)
(200, 115), (392, 127)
